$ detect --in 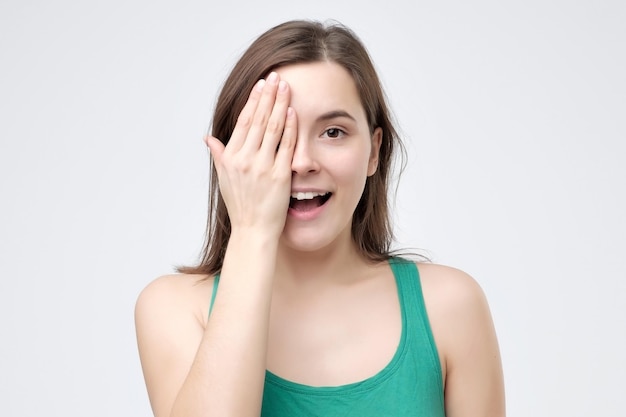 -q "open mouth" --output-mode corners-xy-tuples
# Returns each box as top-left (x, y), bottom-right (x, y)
(289, 192), (332, 212)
